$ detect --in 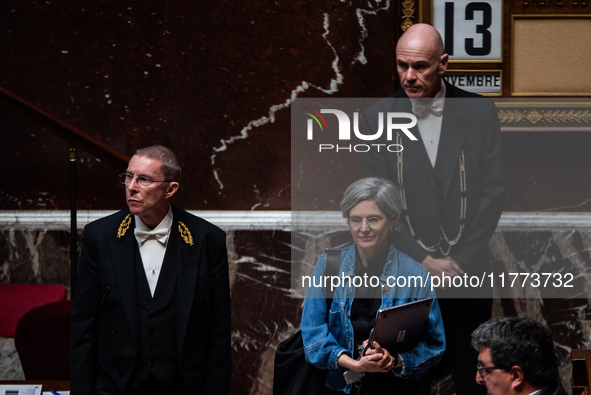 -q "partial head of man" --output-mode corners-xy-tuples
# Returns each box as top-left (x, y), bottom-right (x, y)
(396, 23), (448, 98)
(471, 316), (561, 395)
(120, 145), (181, 229)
